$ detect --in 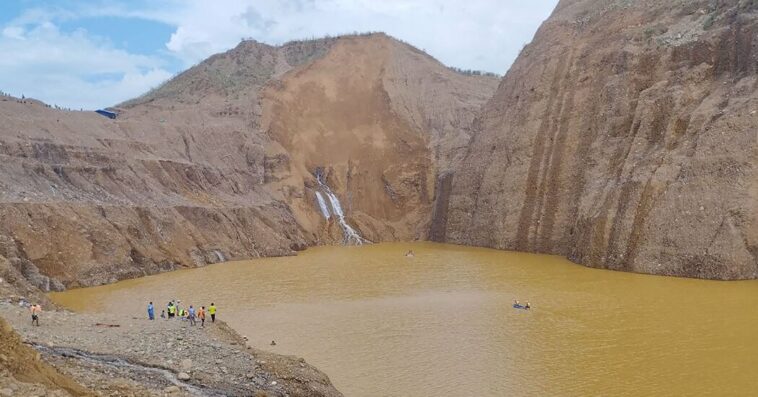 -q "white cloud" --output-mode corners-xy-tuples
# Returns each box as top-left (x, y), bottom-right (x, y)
(157, 0), (558, 73)
(0, 11), (172, 109)
(0, 0), (558, 108)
